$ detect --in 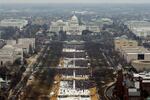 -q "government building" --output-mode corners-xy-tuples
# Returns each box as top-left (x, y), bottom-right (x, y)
(49, 15), (100, 35)
(0, 19), (28, 30)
